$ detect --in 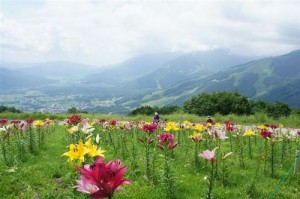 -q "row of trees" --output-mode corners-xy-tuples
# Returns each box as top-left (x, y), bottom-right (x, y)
(183, 91), (292, 118)
(130, 91), (294, 119)
(0, 105), (22, 113)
